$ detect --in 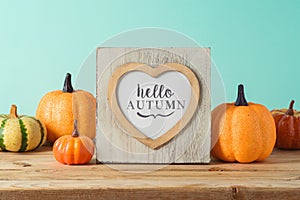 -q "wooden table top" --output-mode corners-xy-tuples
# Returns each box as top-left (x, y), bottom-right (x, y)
(0, 146), (300, 200)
